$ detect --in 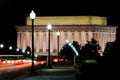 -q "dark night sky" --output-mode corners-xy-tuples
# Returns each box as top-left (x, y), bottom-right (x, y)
(0, 0), (119, 46)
